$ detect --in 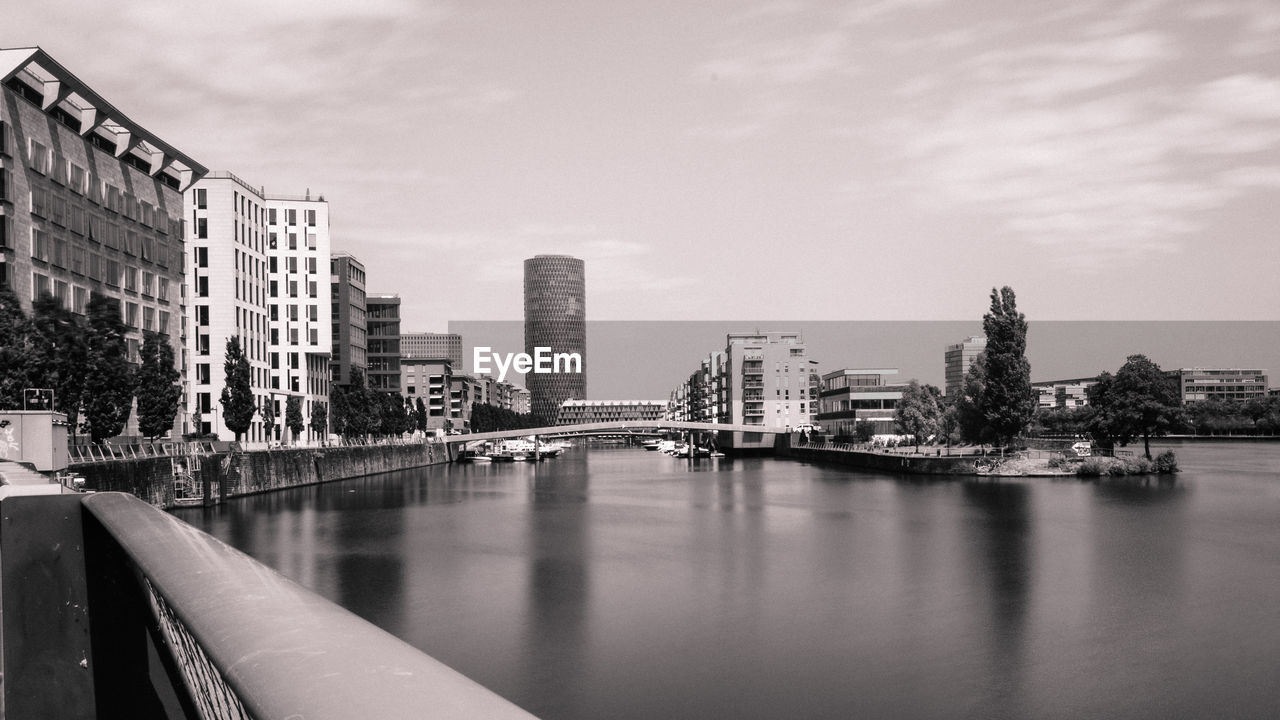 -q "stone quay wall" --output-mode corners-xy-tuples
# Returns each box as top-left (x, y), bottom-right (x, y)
(73, 442), (452, 508)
